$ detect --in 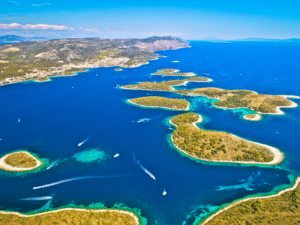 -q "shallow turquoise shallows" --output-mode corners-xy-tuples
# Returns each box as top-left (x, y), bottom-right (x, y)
(0, 41), (299, 224)
(72, 149), (107, 163)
